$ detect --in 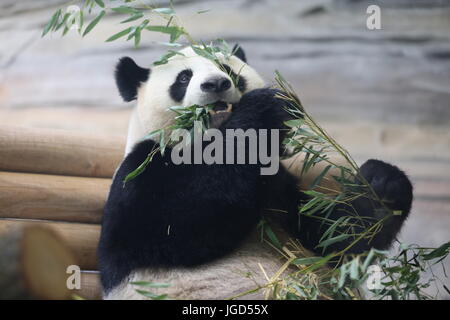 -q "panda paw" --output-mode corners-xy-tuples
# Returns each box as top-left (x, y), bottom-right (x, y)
(360, 159), (413, 217)
(236, 88), (282, 111)
(233, 88), (293, 129)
